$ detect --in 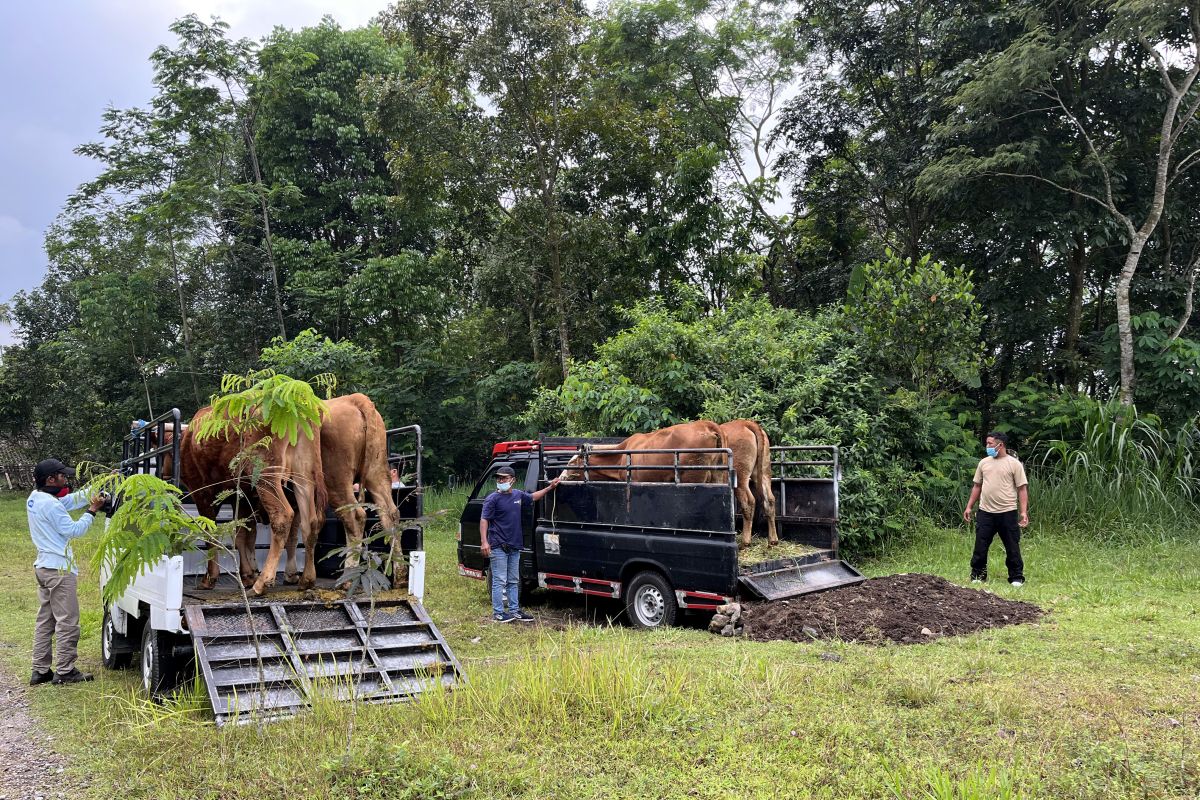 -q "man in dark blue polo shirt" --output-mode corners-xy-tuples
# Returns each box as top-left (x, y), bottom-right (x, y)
(481, 465), (562, 622)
